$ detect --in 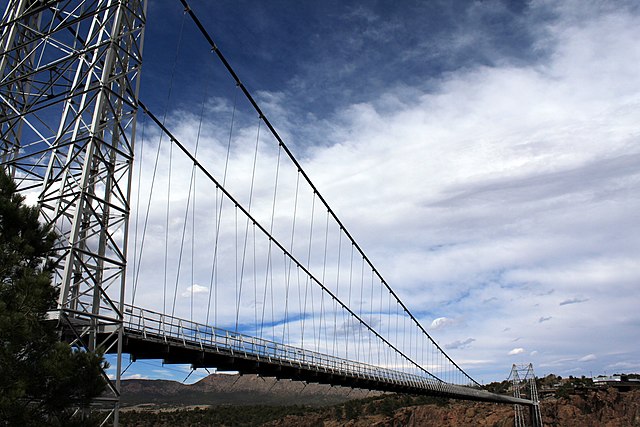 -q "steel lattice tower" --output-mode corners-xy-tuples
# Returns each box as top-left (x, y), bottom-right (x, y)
(1, 0), (146, 423)
(509, 363), (544, 427)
